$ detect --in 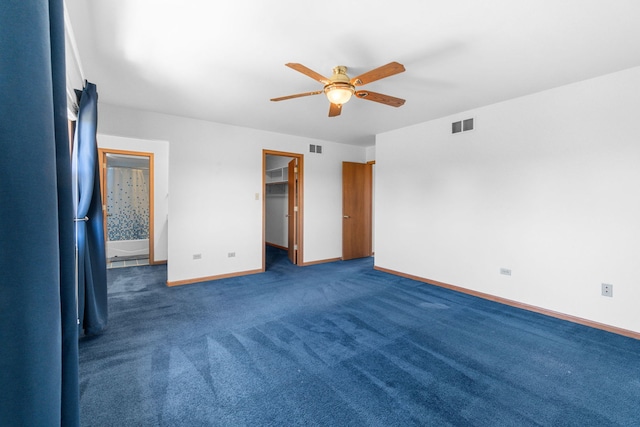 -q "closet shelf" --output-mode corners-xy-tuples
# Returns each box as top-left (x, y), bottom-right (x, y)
(265, 166), (289, 195)
(266, 166), (288, 184)
(266, 182), (287, 195)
